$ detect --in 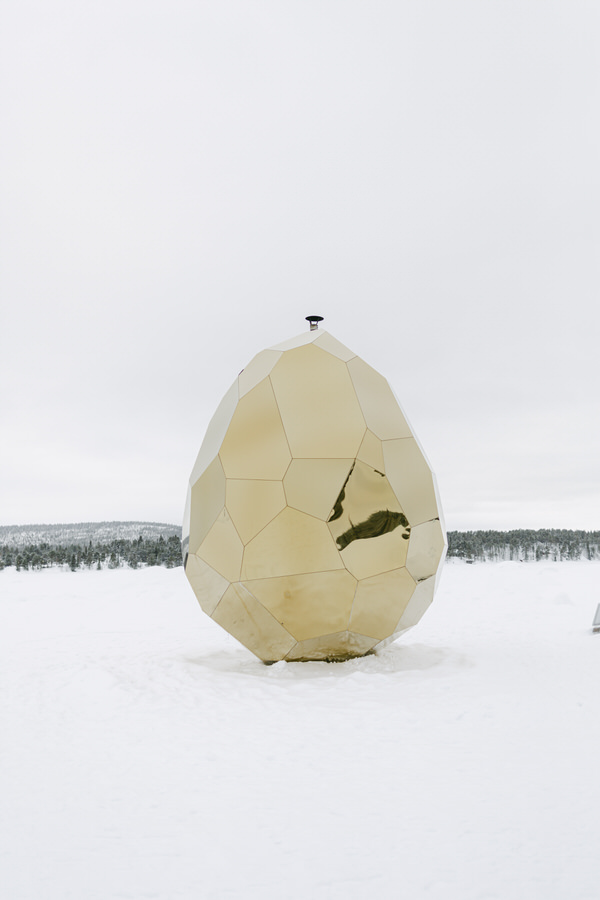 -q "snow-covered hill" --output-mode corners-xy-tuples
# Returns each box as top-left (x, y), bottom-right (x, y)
(0, 521), (181, 547)
(1, 560), (600, 899)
